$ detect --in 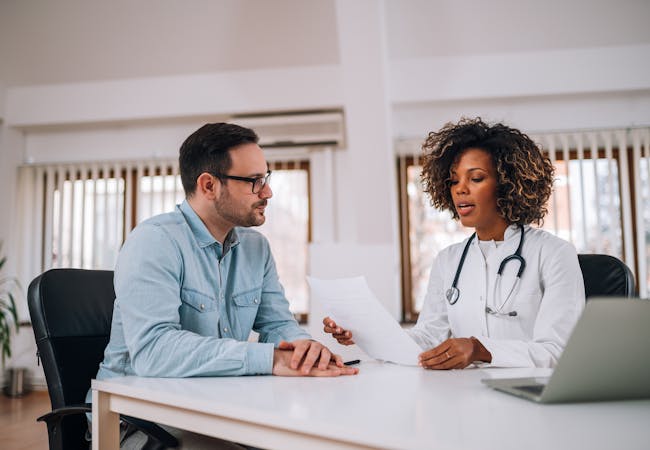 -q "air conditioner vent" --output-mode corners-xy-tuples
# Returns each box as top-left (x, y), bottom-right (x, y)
(230, 111), (344, 148)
